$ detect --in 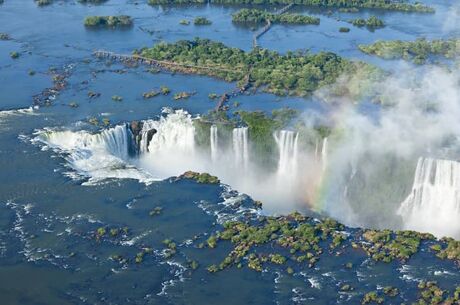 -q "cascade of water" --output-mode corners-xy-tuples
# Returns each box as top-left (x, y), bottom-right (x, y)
(35, 124), (153, 183)
(315, 138), (319, 160)
(233, 127), (249, 168)
(321, 137), (328, 171)
(141, 109), (195, 156)
(274, 130), (299, 177)
(210, 125), (218, 163)
(139, 120), (157, 153)
(96, 124), (131, 160)
(40, 124), (130, 160)
(398, 157), (460, 238)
